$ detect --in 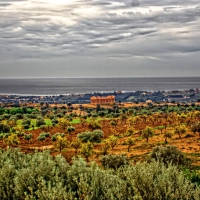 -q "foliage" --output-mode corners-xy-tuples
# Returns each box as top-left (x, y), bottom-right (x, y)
(108, 135), (118, 150)
(0, 149), (199, 199)
(174, 125), (186, 139)
(126, 137), (135, 152)
(3, 134), (20, 148)
(71, 139), (82, 154)
(100, 140), (111, 155)
(88, 120), (102, 130)
(14, 126), (25, 136)
(54, 135), (69, 152)
(0, 123), (10, 133)
(142, 126), (154, 142)
(36, 117), (45, 127)
(183, 169), (200, 186)
(24, 134), (32, 141)
(148, 145), (189, 166)
(127, 160), (200, 200)
(110, 120), (117, 127)
(191, 123), (200, 137)
(58, 118), (70, 129)
(51, 133), (65, 142)
(37, 132), (50, 142)
(78, 129), (103, 143)
(80, 141), (93, 161)
(66, 126), (75, 134)
(101, 154), (129, 169)
(126, 126), (135, 136)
